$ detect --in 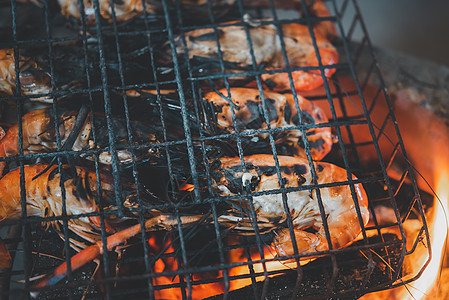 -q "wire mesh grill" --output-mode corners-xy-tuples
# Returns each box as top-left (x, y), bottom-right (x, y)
(0, 0), (431, 299)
